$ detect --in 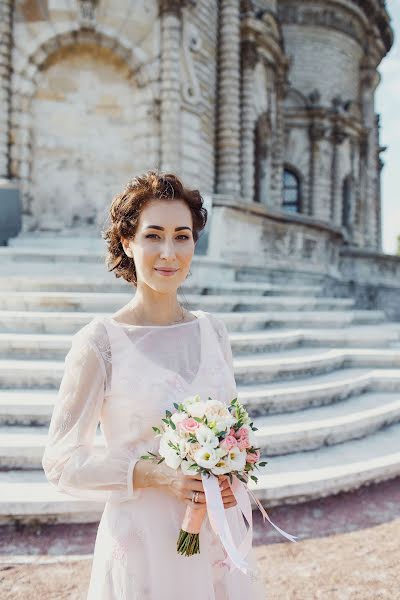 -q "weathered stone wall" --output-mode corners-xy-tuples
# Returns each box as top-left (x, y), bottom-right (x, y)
(207, 197), (343, 278)
(11, 1), (162, 231)
(180, 0), (218, 196)
(282, 25), (363, 108)
(0, 0), (13, 179)
(3, 0), (393, 266)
